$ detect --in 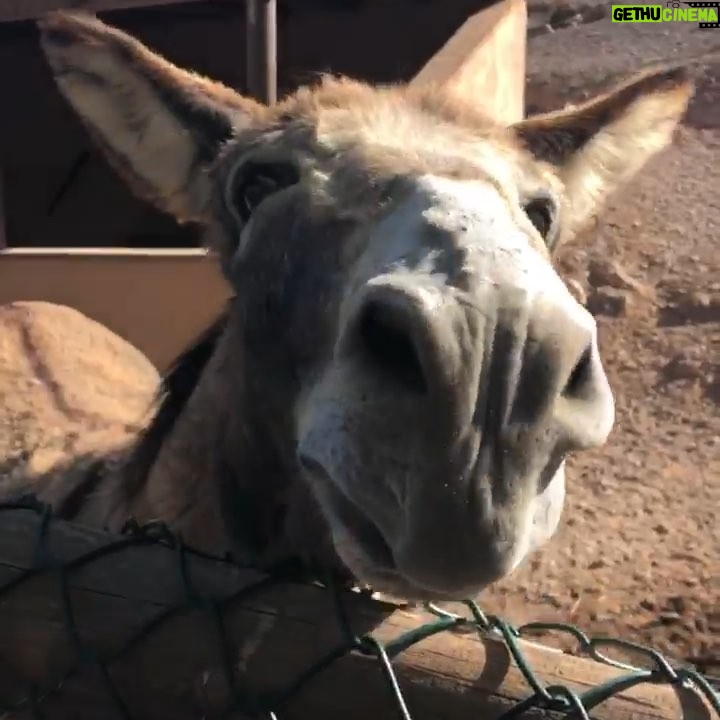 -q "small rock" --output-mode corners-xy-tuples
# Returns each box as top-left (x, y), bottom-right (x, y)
(668, 596), (687, 614)
(549, 5), (577, 26)
(540, 593), (563, 608)
(662, 352), (705, 382)
(587, 258), (654, 299)
(690, 291), (712, 307)
(565, 278), (587, 305)
(654, 523), (670, 535)
(695, 616), (709, 632)
(640, 599), (656, 611)
(587, 286), (630, 317)
(583, 5), (607, 22)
